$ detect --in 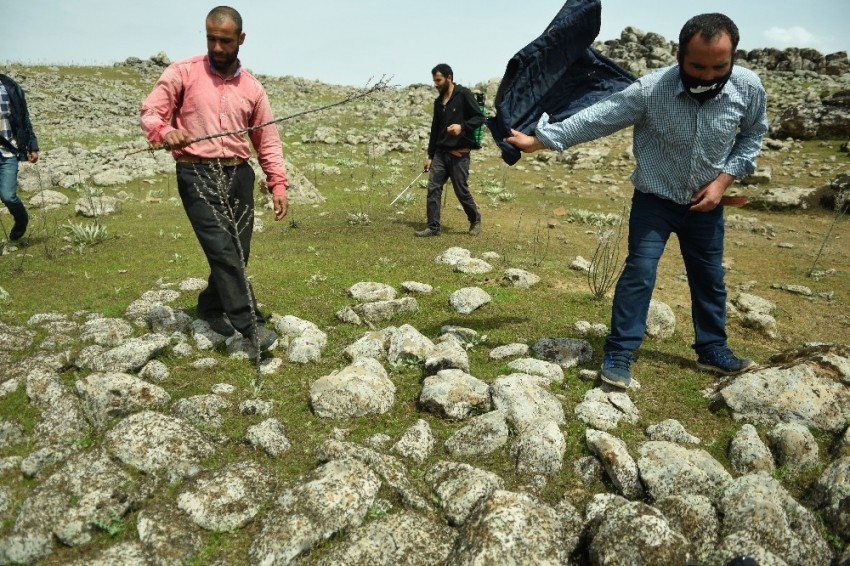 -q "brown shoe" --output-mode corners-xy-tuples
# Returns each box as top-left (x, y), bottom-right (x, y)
(414, 228), (440, 237)
(468, 221), (481, 236)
